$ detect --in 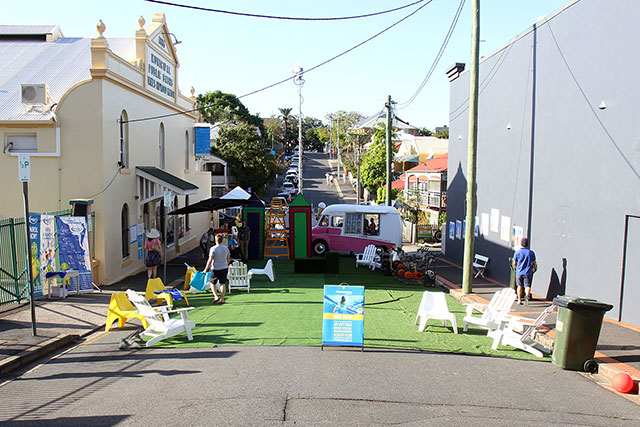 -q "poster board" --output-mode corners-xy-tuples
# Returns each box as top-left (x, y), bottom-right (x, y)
(56, 216), (93, 292)
(322, 284), (365, 348)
